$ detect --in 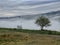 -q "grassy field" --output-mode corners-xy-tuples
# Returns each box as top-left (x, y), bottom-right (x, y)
(0, 28), (60, 45)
